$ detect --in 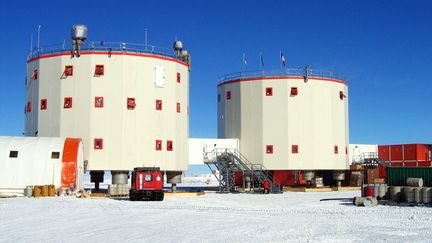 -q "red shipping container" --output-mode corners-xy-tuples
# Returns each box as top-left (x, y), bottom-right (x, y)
(378, 146), (390, 161)
(390, 145), (403, 161)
